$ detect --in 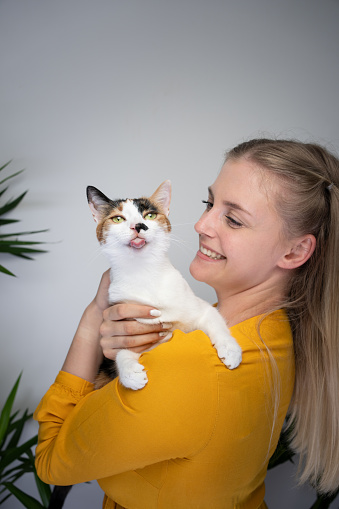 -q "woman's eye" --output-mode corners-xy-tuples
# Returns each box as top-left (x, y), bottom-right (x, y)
(145, 212), (157, 220)
(202, 200), (213, 210)
(112, 216), (125, 223)
(226, 216), (242, 228)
